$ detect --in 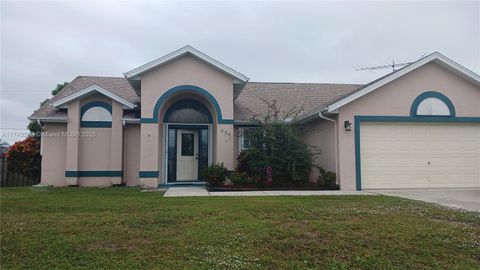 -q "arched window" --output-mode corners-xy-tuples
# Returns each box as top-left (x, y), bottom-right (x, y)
(410, 91), (455, 117)
(163, 99), (213, 123)
(416, 97), (450, 116)
(80, 101), (112, 127)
